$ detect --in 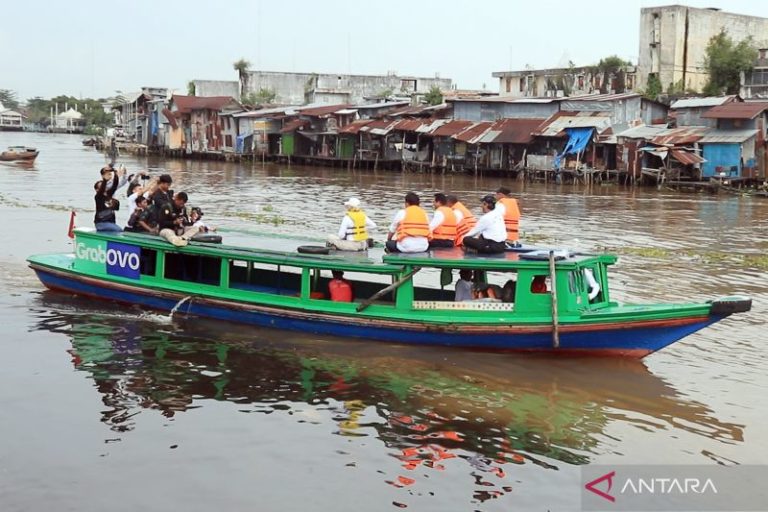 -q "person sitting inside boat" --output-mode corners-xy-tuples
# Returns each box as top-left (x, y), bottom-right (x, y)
(385, 192), (430, 254)
(327, 197), (376, 251)
(328, 270), (354, 302)
(93, 165), (129, 232)
(462, 195), (507, 254)
(502, 279), (517, 303)
(531, 275), (548, 293)
(428, 193), (458, 249)
(446, 194), (477, 247)
(472, 283), (502, 303)
(454, 269), (474, 302)
(189, 207), (215, 233)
